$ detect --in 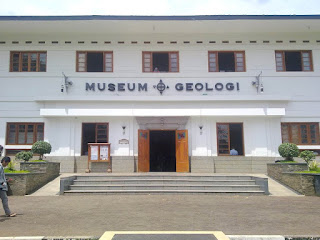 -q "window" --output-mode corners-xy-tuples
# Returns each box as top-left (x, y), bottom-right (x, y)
(77, 51), (113, 72)
(10, 52), (46, 72)
(82, 123), (109, 155)
(275, 50), (313, 71)
(209, 51), (245, 72)
(281, 123), (319, 145)
(142, 51), (179, 72)
(217, 123), (244, 155)
(6, 123), (44, 145)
